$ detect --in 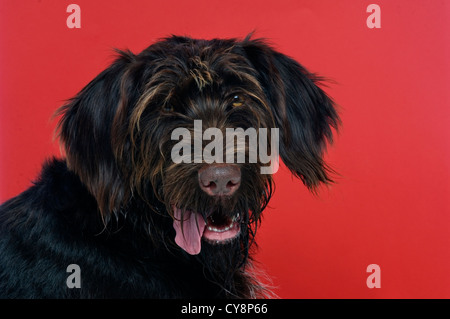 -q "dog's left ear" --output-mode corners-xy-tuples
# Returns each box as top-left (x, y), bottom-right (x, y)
(242, 39), (340, 189)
